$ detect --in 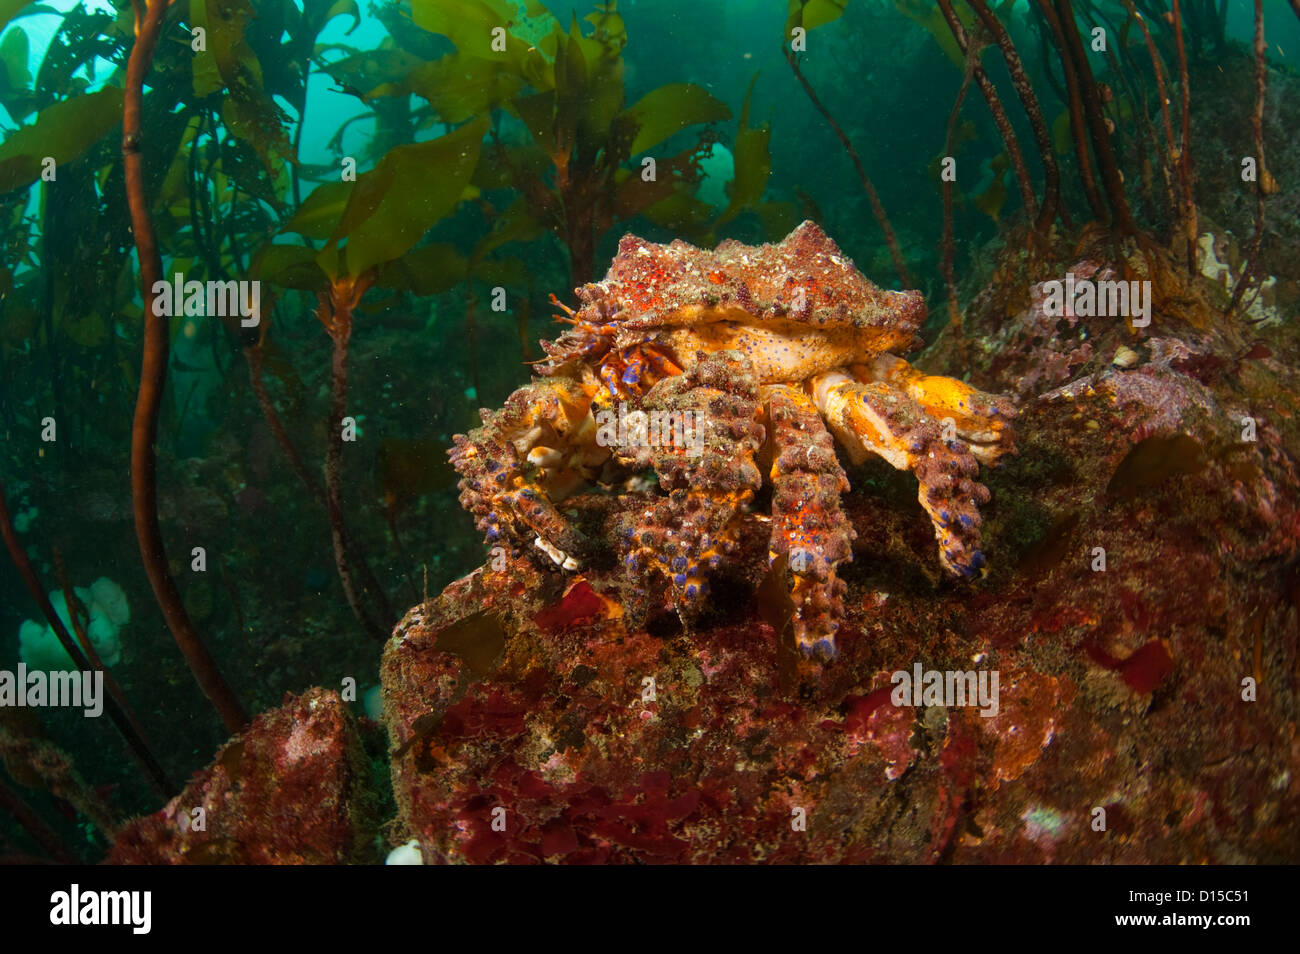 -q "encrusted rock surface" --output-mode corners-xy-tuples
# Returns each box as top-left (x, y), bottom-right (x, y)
(381, 242), (1300, 864)
(109, 688), (379, 864)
